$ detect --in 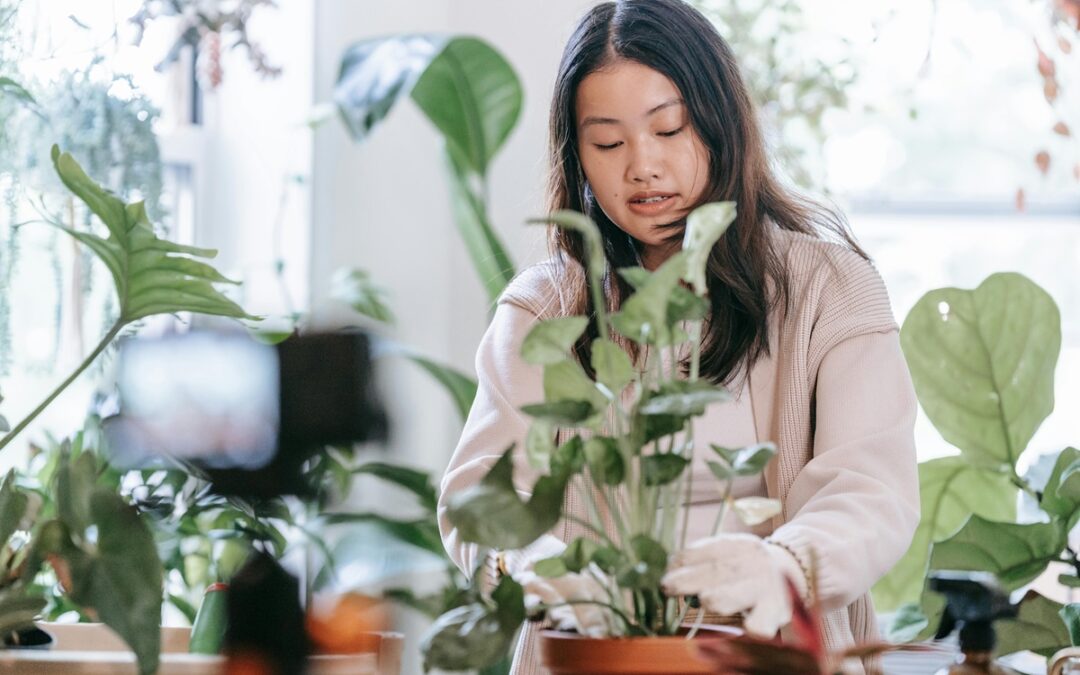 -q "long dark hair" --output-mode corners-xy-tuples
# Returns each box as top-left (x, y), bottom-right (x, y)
(547, 0), (867, 385)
